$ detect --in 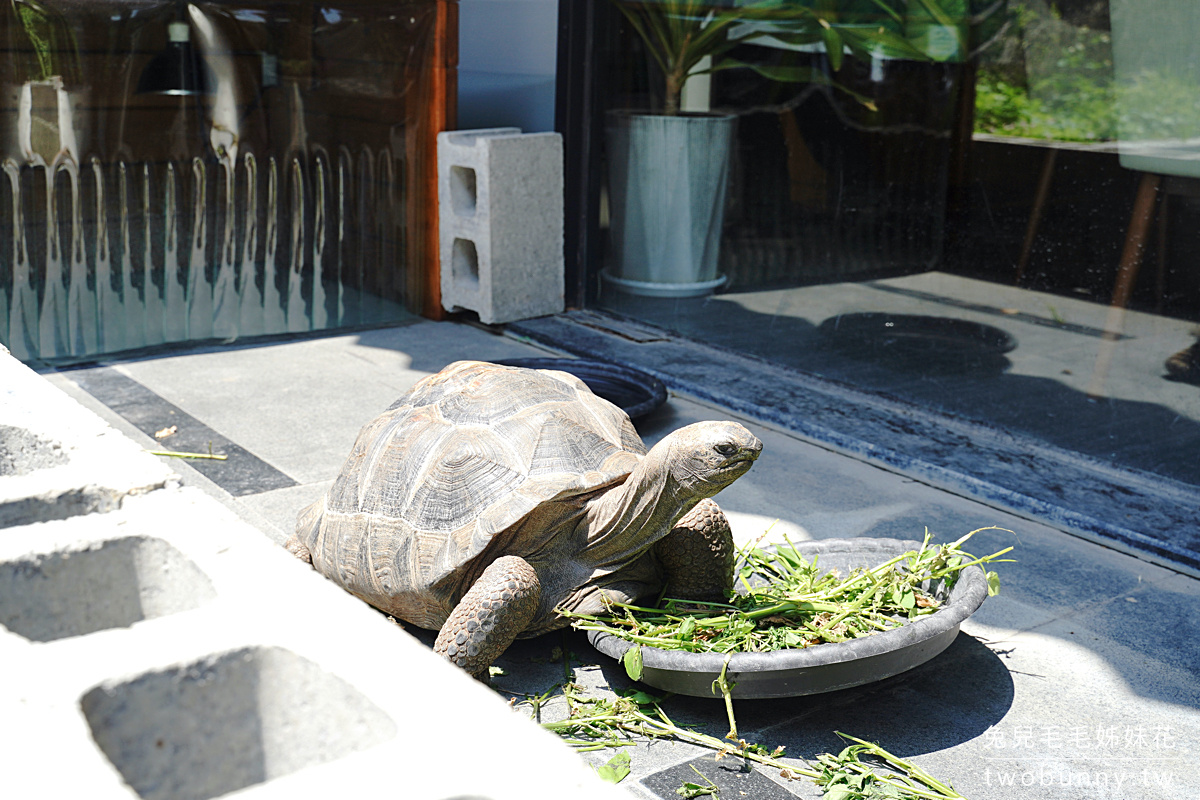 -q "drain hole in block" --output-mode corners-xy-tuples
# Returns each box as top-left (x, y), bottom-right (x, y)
(0, 536), (216, 642)
(450, 165), (477, 216)
(0, 425), (67, 476)
(81, 646), (398, 800)
(452, 237), (480, 288)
